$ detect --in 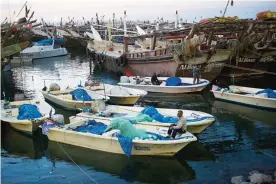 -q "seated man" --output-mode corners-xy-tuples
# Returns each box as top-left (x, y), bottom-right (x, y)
(151, 73), (161, 85)
(166, 110), (187, 139)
